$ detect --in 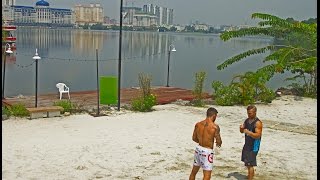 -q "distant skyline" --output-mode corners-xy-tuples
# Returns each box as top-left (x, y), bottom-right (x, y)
(17, 0), (317, 26)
